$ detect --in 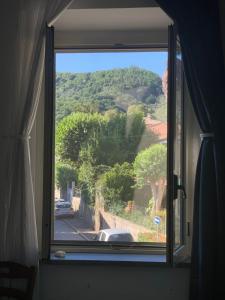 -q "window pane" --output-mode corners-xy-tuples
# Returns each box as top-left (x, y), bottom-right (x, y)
(53, 51), (168, 246)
